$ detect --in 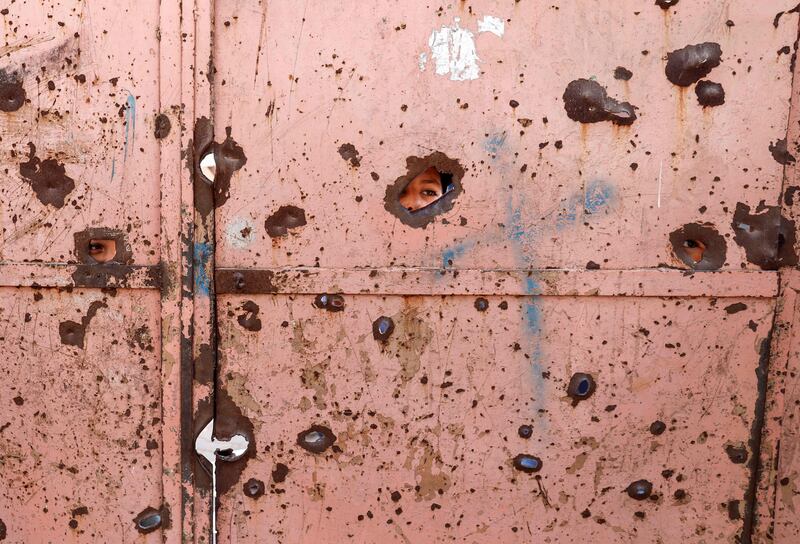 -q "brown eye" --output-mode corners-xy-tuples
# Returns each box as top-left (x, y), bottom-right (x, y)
(88, 242), (104, 255)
